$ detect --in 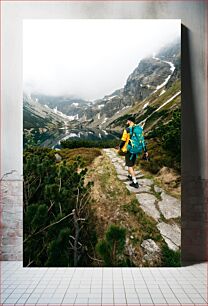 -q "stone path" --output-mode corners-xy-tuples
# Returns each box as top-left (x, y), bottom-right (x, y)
(103, 148), (181, 253)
